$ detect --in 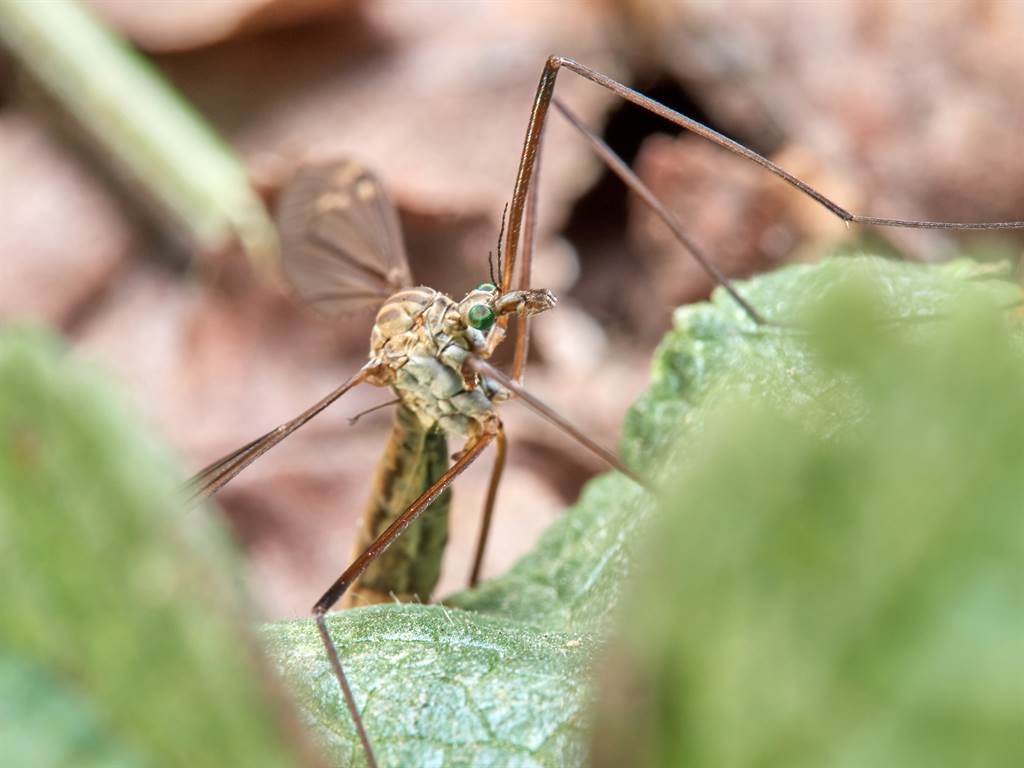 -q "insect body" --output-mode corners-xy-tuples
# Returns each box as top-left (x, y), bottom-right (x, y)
(265, 159), (562, 609)
(346, 282), (555, 604)
(368, 283), (554, 439)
